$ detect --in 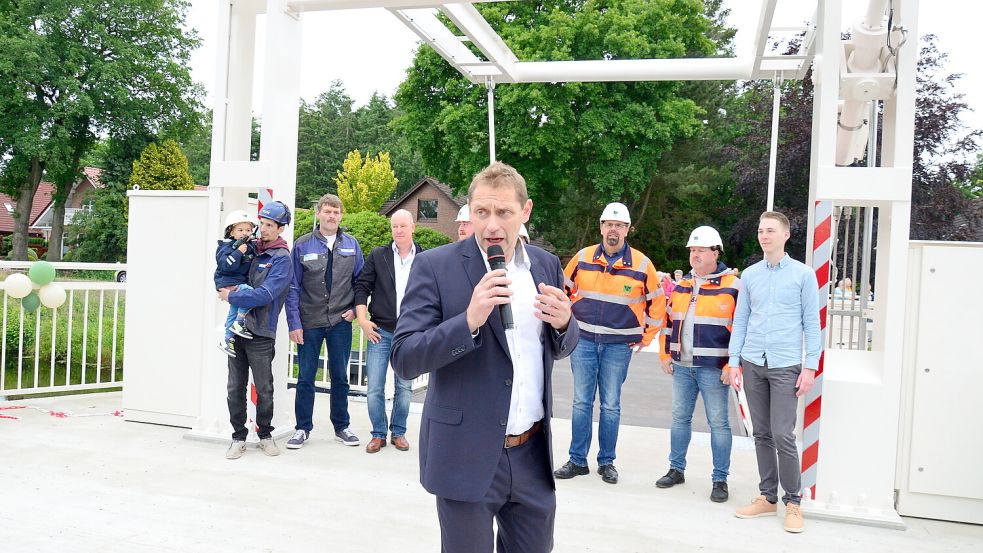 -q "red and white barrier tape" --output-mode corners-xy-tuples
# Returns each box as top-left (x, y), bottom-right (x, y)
(0, 405), (124, 421)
